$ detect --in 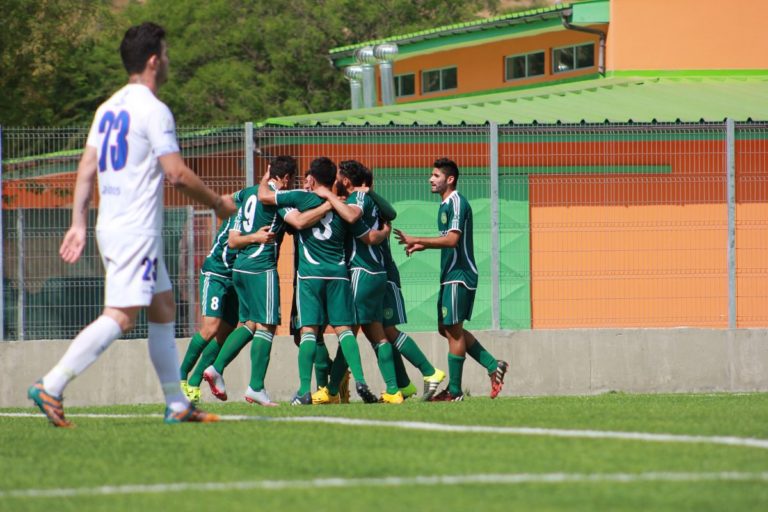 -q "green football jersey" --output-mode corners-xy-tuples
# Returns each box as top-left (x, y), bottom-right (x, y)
(380, 238), (402, 287)
(233, 183), (293, 273)
(200, 189), (244, 276)
(346, 191), (386, 274)
(437, 190), (478, 289)
(276, 189), (348, 279)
